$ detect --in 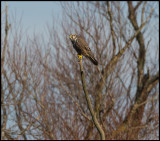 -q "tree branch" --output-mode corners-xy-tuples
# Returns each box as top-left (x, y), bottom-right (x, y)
(79, 59), (105, 140)
(107, 1), (116, 56)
